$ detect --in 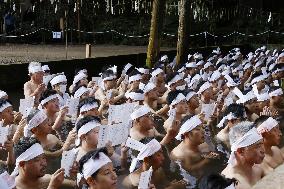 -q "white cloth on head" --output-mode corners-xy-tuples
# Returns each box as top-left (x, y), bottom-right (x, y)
(80, 102), (98, 114)
(217, 113), (237, 128)
(74, 86), (89, 98)
(28, 62), (42, 74)
(269, 88), (283, 97)
(50, 74), (67, 86)
(186, 62), (197, 68)
(129, 139), (161, 173)
(24, 110), (47, 137)
(129, 74), (142, 83)
(204, 62), (212, 69)
(42, 65), (50, 72)
(197, 82), (211, 95)
(103, 75), (117, 81)
(168, 75), (182, 86)
(73, 72), (87, 85)
(257, 117), (279, 134)
(136, 68), (149, 74)
(143, 83), (156, 94)
(170, 93), (186, 107)
(243, 63), (252, 71)
(0, 90), (7, 99)
(0, 101), (12, 113)
(11, 143), (44, 177)
(151, 68), (163, 77)
(250, 75), (267, 85)
(196, 60), (204, 66)
(40, 94), (59, 105)
(160, 55), (168, 62)
(75, 120), (101, 146)
(209, 71), (221, 82)
(186, 92), (196, 101)
(176, 115), (202, 141)
(82, 152), (112, 179)
(125, 92), (144, 101)
(130, 106), (151, 120)
(228, 127), (263, 166)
